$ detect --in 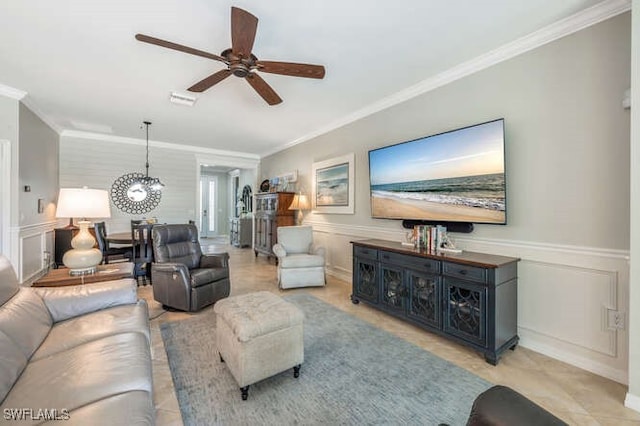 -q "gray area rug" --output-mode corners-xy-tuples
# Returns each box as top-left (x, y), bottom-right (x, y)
(160, 294), (491, 425)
